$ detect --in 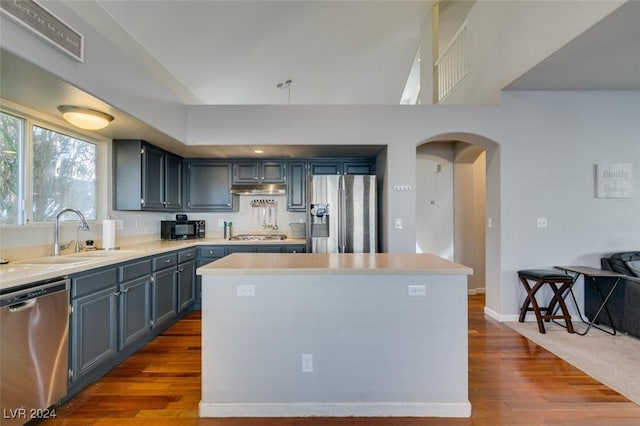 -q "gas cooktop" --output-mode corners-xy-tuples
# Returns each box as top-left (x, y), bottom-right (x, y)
(229, 234), (288, 241)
